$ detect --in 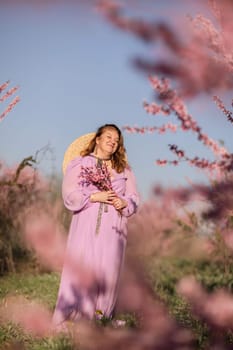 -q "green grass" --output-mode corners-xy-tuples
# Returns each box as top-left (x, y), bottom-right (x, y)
(146, 256), (233, 349)
(1, 258), (233, 349)
(0, 272), (75, 350)
(0, 272), (59, 309)
(0, 323), (74, 350)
